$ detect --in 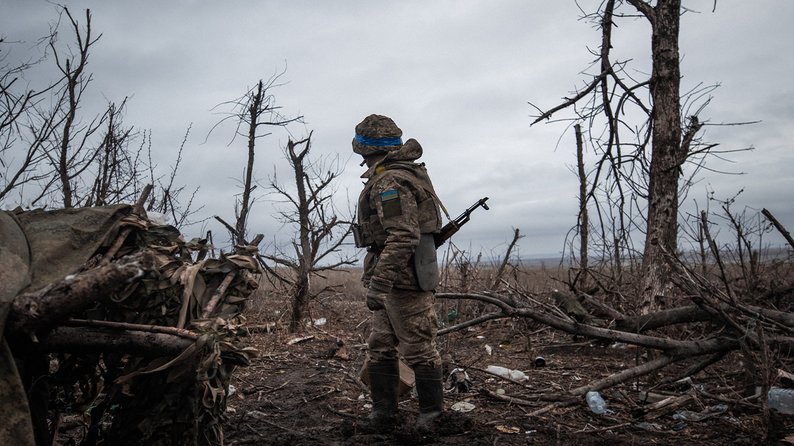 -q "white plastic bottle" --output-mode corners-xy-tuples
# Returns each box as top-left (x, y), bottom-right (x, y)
(585, 390), (607, 414)
(768, 387), (794, 414)
(485, 365), (529, 383)
(485, 365), (511, 379)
